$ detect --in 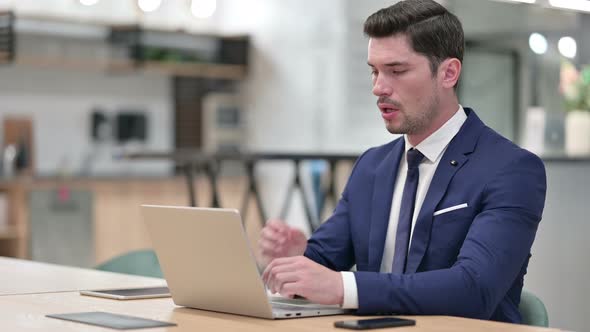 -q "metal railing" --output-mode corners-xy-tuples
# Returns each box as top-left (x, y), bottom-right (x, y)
(122, 150), (359, 231)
